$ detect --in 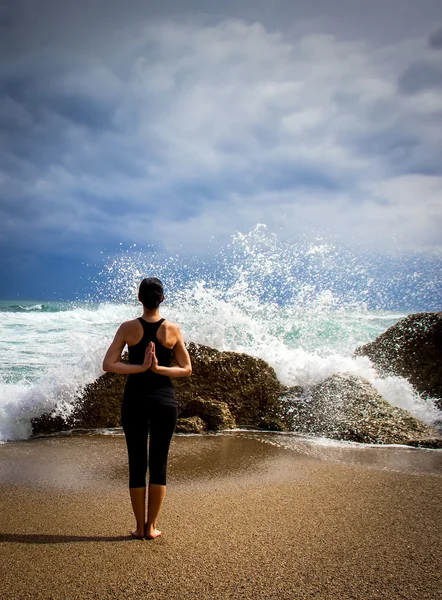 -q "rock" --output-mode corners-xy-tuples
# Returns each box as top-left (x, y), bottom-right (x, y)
(179, 397), (236, 431)
(354, 312), (442, 407)
(278, 386), (304, 430)
(403, 438), (442, 449)
(283, 386), (304, 398)
(72, 372), (123, 429)
(31, 413), (71, 436)
(175, 416), (206, 434)
(289, 372), (442, 447)
(173, 343), (284, 426)
(258, 417), (286, 432)
(31, 372), (123, 434)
